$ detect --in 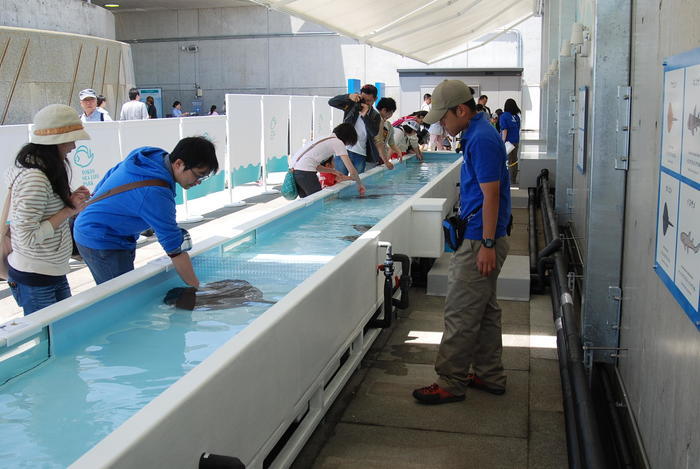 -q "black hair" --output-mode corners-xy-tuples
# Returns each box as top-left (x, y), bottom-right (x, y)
(169, 136), (219, 174)
(376, 97), (396, 112)
(15, 143), (74, 208)
(173, 101), (181, 107)
(449, 99), (477, 113)
(97, 95), (106, 106)
(476, 104), (485, 112)
(495, 108), (503, 116)
(146, 96), (154, 104)
(332, 123), (358, 146)
(504, 98), (521, 115)
(479, 95), (488, 101)
(209, 105), (217, 114)
(128, 88), (140, 100)
(468, 87), (476, 96)
(423, 93), (431, 100)
(360, 84), (378, 98)
(402, 124), (416, 134)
